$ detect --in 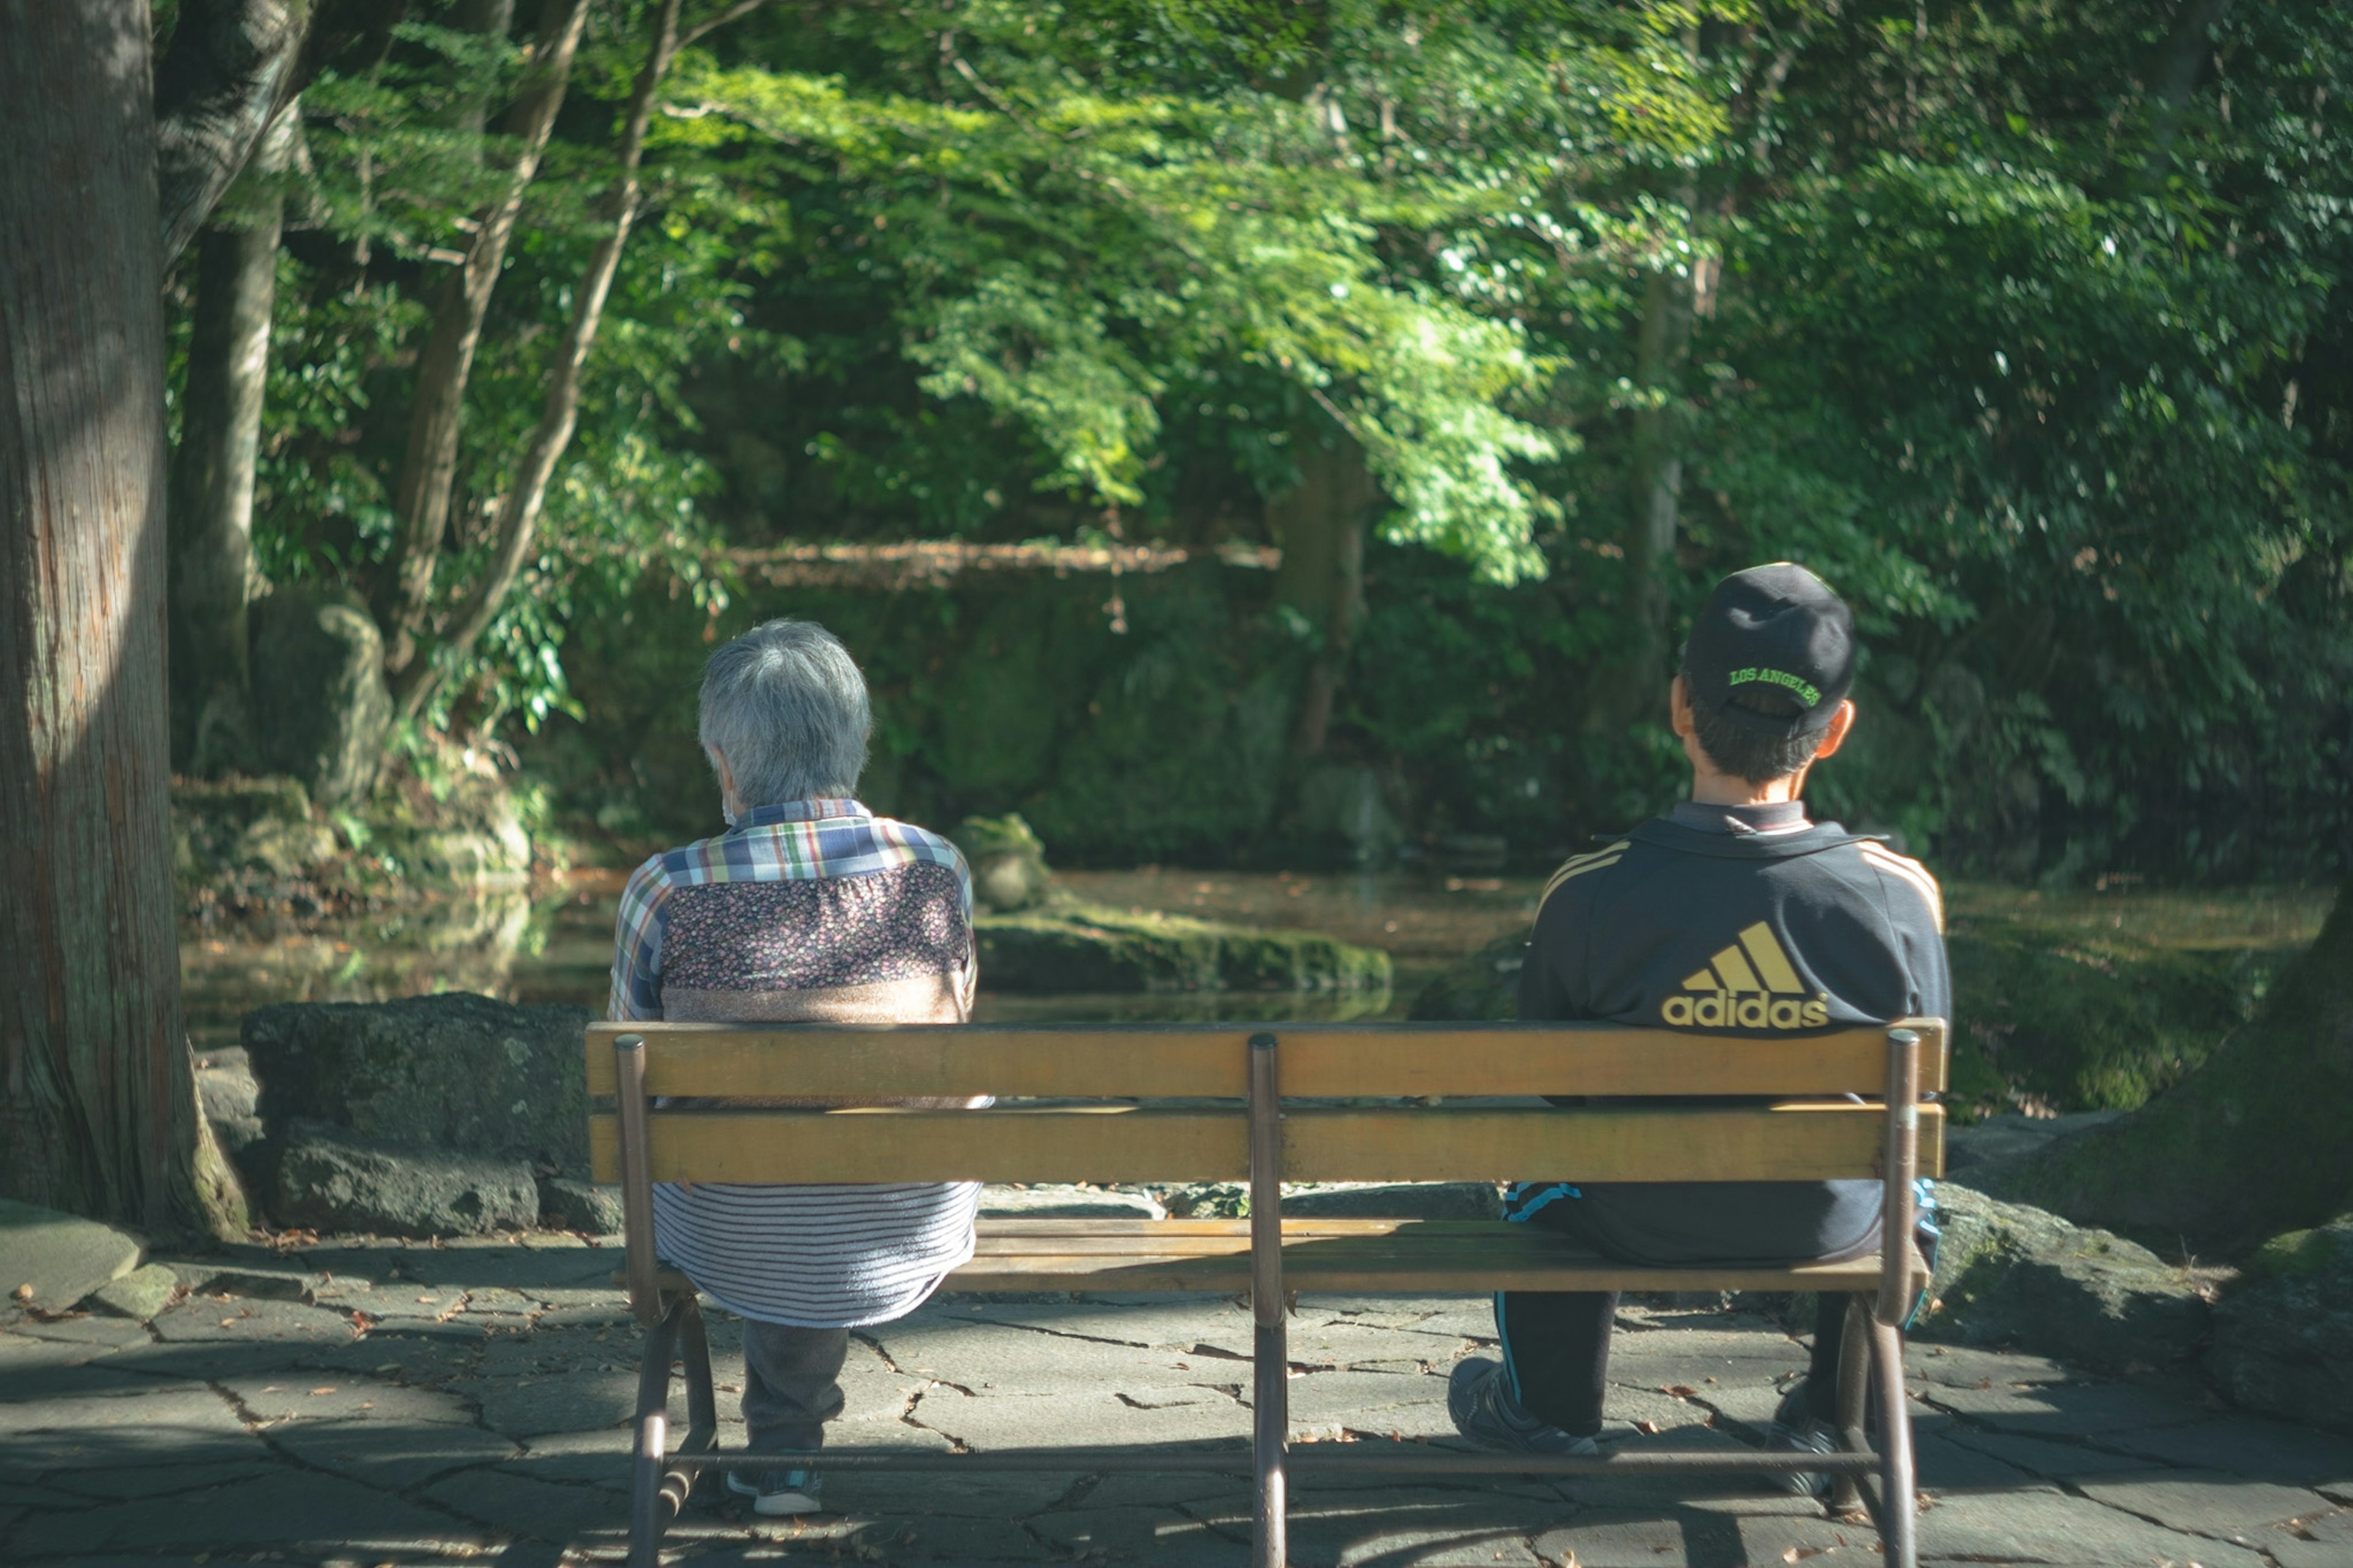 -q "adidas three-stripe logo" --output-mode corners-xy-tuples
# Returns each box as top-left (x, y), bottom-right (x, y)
(1662, 920), (1830, 1029)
